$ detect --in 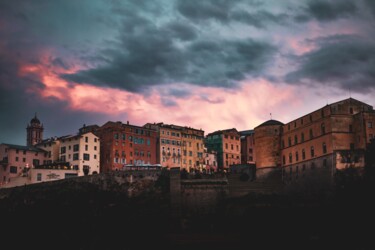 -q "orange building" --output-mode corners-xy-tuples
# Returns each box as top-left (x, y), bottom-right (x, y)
(97, 121), (157, 172)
